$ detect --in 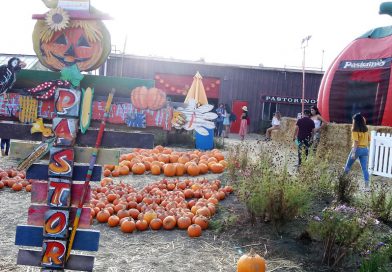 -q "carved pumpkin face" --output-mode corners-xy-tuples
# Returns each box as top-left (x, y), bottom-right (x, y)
(33, 20), (111, 72)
